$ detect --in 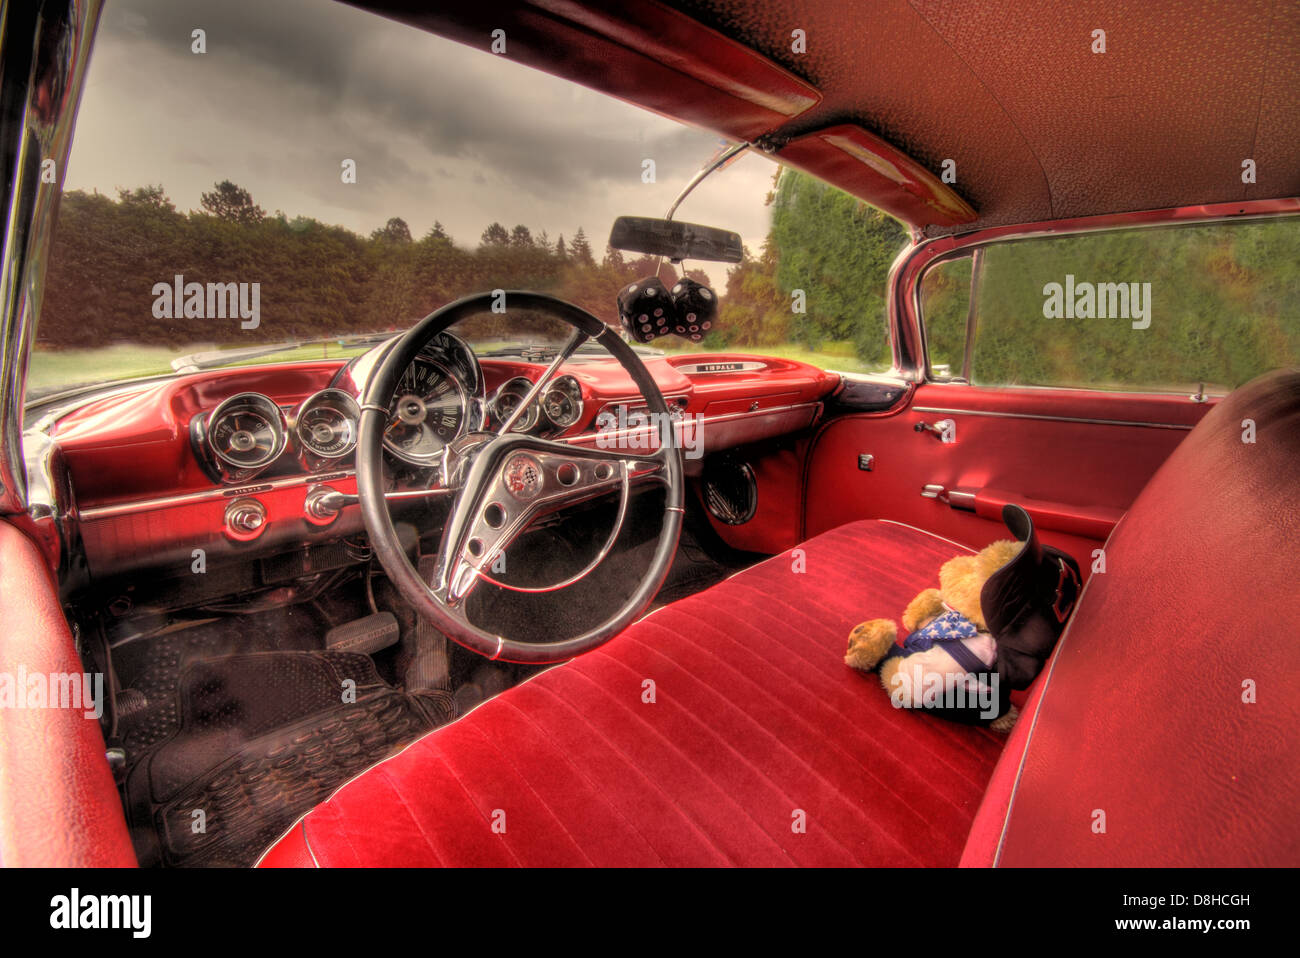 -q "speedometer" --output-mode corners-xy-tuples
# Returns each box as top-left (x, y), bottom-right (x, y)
(383, 358), (468, 463)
